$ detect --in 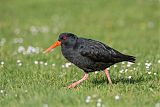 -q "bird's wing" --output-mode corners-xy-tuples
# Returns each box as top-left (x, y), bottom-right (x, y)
(79, 39), (122, 62)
